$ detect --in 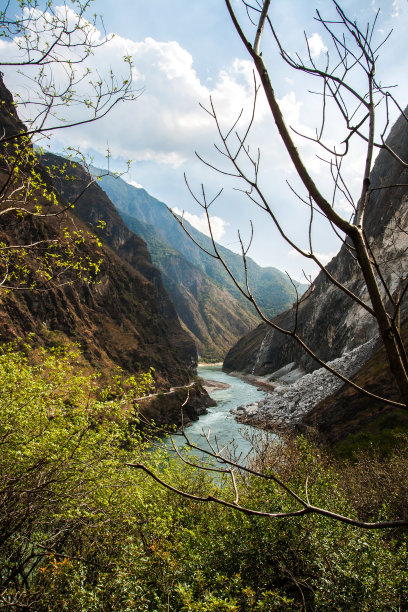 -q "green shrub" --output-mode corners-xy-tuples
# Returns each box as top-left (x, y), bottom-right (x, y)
(0, 346), (407, 610)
